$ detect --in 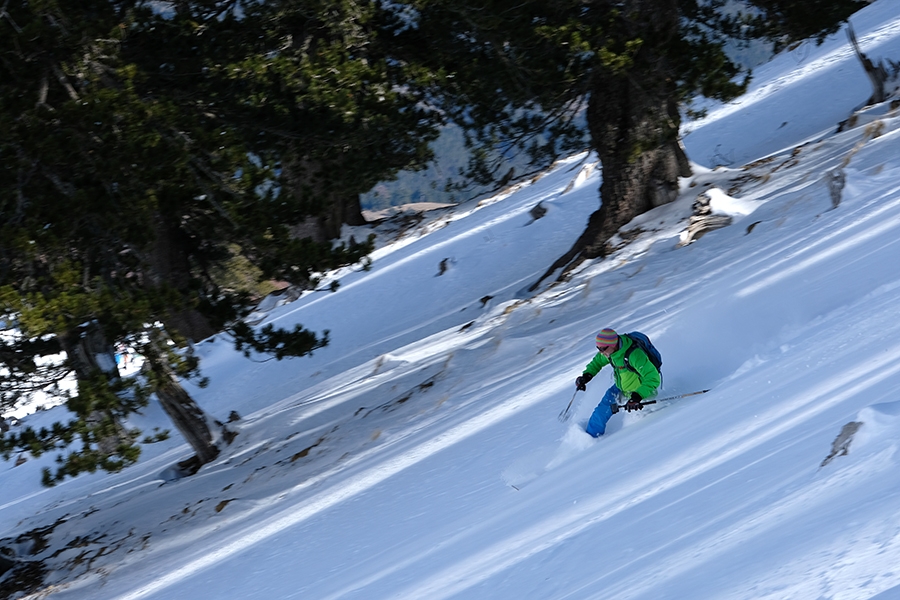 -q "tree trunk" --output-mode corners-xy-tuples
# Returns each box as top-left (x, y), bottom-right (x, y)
(531, 0), (690, 289)
(143, 339), (232, 472)
(59, 322), (129, 455)
(847, 23), (892, 106)
(148, 216), (217, 343)
(152, 362), (220, 466)
(141, 217), (236, 471)
(61, 322), (119, 380)
(284, 154), (367, 242)
(289, 193), (367, 242)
